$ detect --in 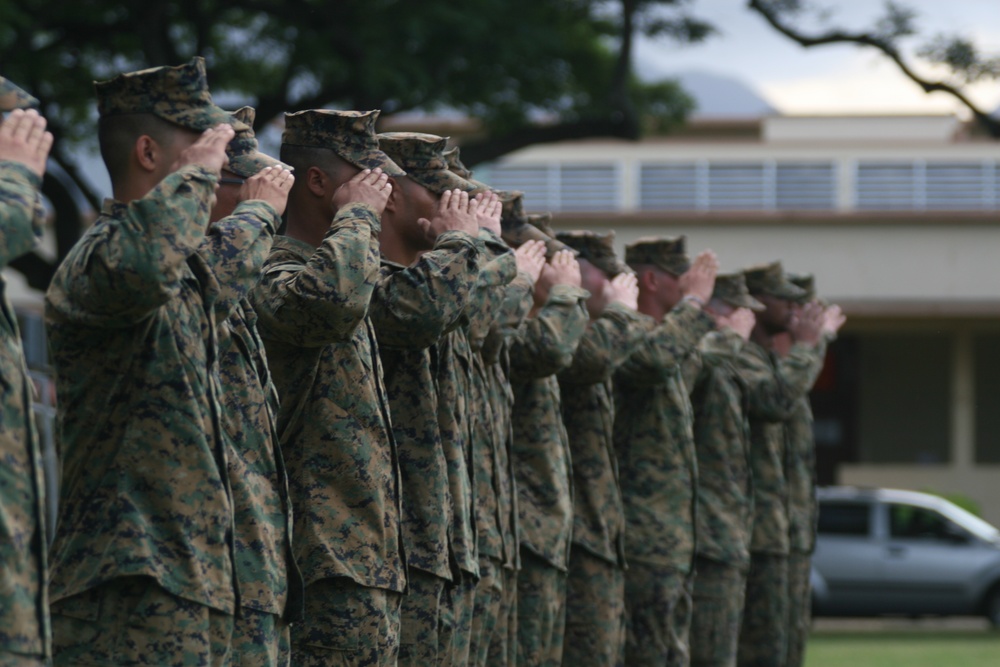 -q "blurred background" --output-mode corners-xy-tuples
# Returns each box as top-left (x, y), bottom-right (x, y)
(3, 0), (999, 596)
